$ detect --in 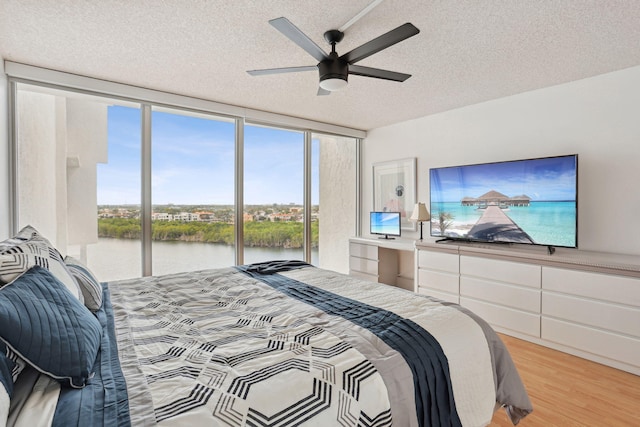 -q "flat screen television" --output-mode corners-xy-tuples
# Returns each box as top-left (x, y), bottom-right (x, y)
(429, 154), (578, 249)
(370, 211), (401, 239)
